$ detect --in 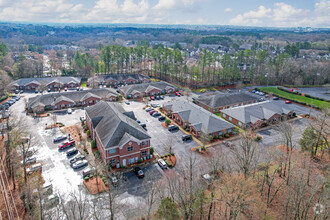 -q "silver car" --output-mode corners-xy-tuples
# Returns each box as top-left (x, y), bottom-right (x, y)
(20, 157), (37, 166)
(72, 160), (88, 169)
